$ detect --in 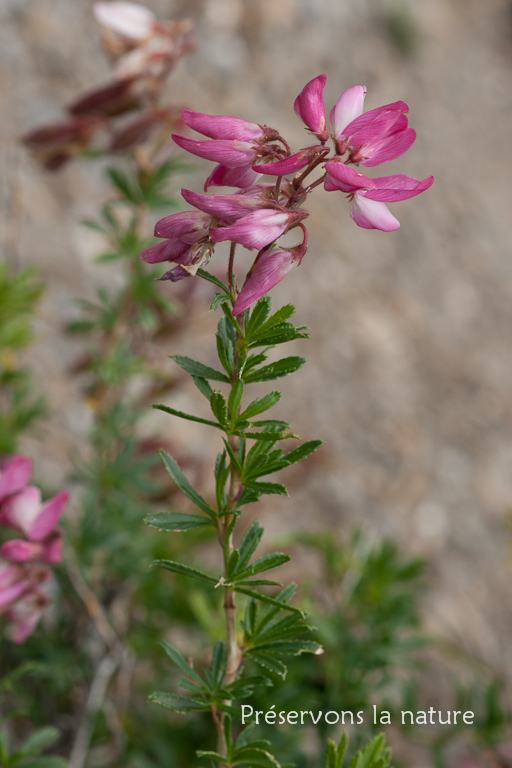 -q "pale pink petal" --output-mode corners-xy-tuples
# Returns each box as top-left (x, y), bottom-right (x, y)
(293, 75), (328, 137)
(329, 85), (367, 138)
(351, 195), (400, 231)
(0, 564), (28, 607)
(364, 174), (434, 201)
(0, 456), (33, 502)
(1, 487), (42, 537)
(210, 210), (295, 251)
(324, 162), (375, 194)
(204, 163), (262, 191)
(93, 2), (156, 40)
(172, 135), (257, 168)
(6, 589), (50, 644)
(28, 490), (69, 541)
(233, 248), (304, 315)
(182, 110), (264, 141)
